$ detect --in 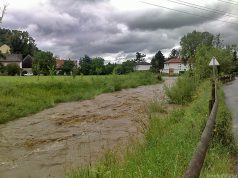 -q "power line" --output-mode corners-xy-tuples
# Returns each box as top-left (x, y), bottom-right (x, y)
(217, 0), (238, 6)
(171, 0), (238, 18)
(140, 1), (238, 25)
